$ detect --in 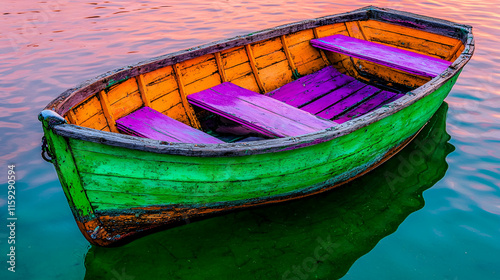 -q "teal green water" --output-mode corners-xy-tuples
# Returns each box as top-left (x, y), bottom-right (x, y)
(1, 1), (499, 279)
